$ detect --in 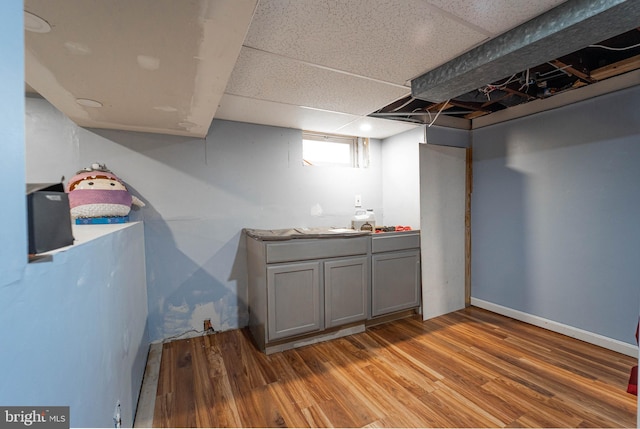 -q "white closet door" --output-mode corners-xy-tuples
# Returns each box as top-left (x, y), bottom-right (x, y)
(420, 143), (466, 320)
